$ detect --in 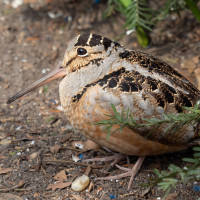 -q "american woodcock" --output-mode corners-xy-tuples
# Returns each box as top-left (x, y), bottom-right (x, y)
(7, 33), (200, 189)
